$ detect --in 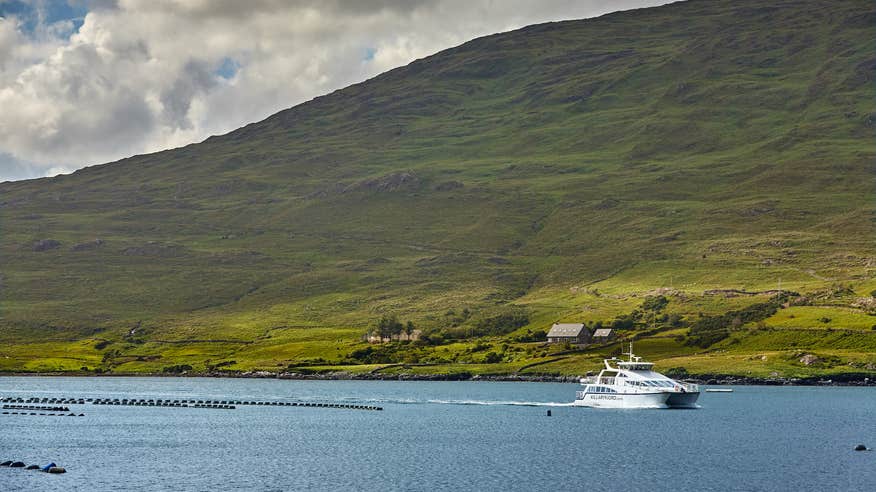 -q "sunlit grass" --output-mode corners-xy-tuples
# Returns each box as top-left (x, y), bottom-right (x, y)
(0, 0), (873, 377)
